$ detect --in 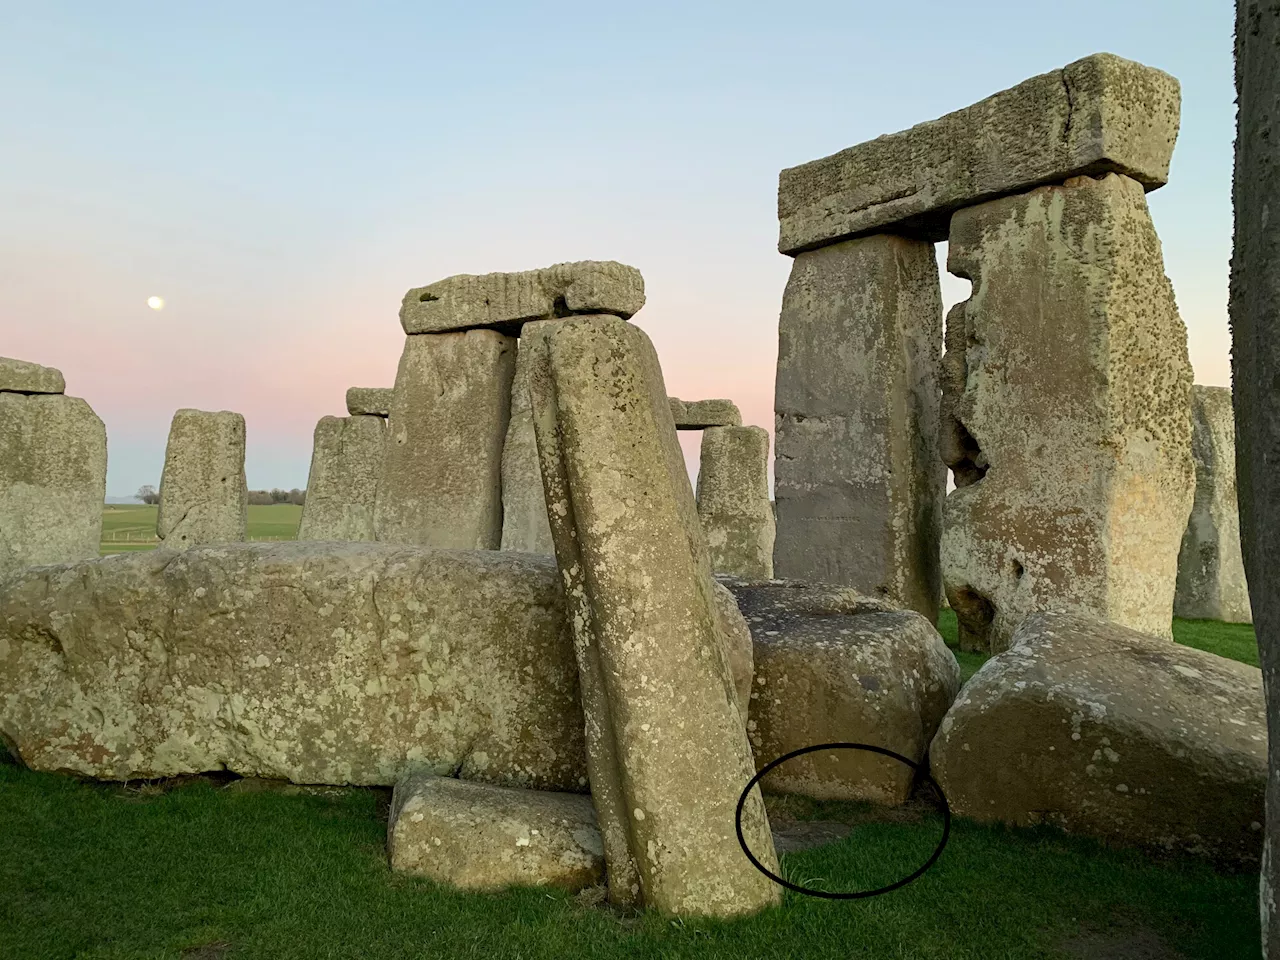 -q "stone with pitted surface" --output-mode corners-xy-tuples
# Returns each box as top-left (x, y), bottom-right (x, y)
(697, 426), (775, 578)
(156, 409), (247, 549)
(0, 356), (65, 395)
(297, 415), (385, 542)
